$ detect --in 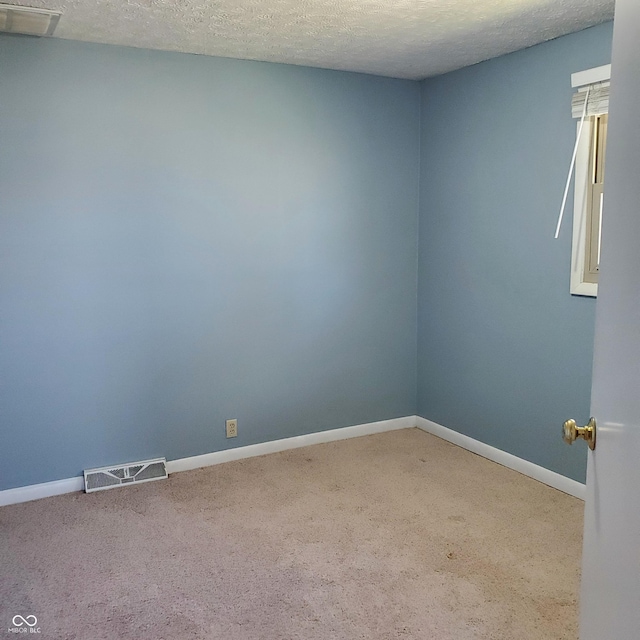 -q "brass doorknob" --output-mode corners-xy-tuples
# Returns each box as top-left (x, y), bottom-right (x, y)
(562, 417), (597, 450)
